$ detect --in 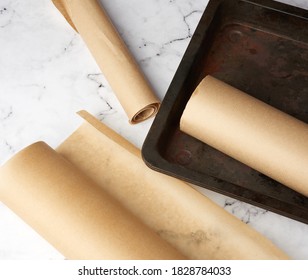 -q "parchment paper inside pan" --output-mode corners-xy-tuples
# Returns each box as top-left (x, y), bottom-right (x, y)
(142, 0), (308, 224)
